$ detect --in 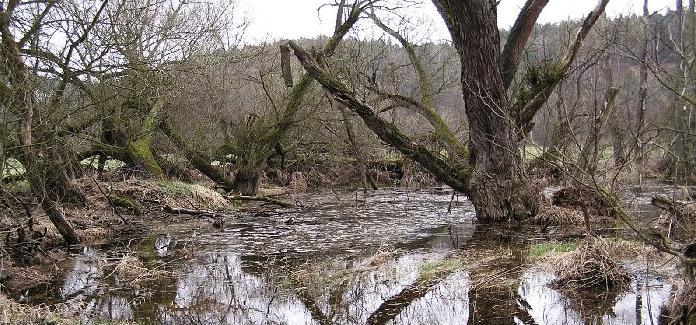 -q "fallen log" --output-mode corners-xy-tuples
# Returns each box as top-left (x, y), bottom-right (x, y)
(224, 195), (294, 208)
(161, 206), (235, 219)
